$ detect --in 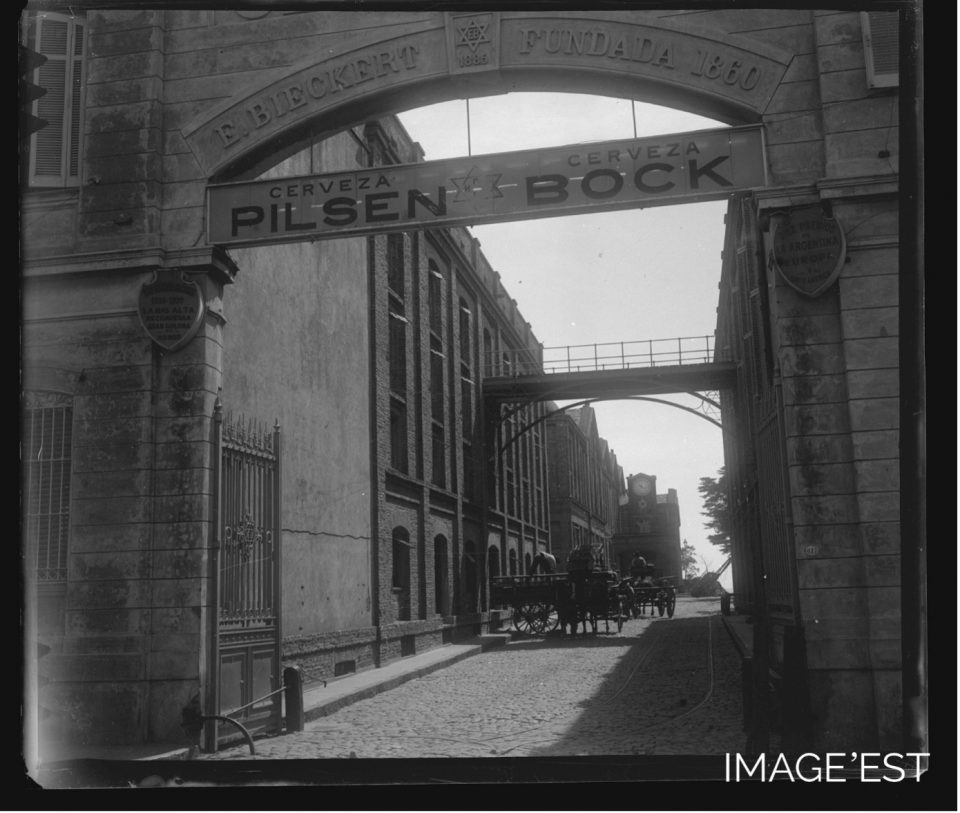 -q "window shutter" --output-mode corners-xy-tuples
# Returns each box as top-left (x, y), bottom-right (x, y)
(26, 12), (84, 187)
(861, 11), (899, 89)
